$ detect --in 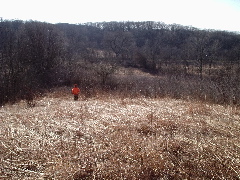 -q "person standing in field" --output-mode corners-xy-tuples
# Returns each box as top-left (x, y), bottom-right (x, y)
(72, 84), (80, 101)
